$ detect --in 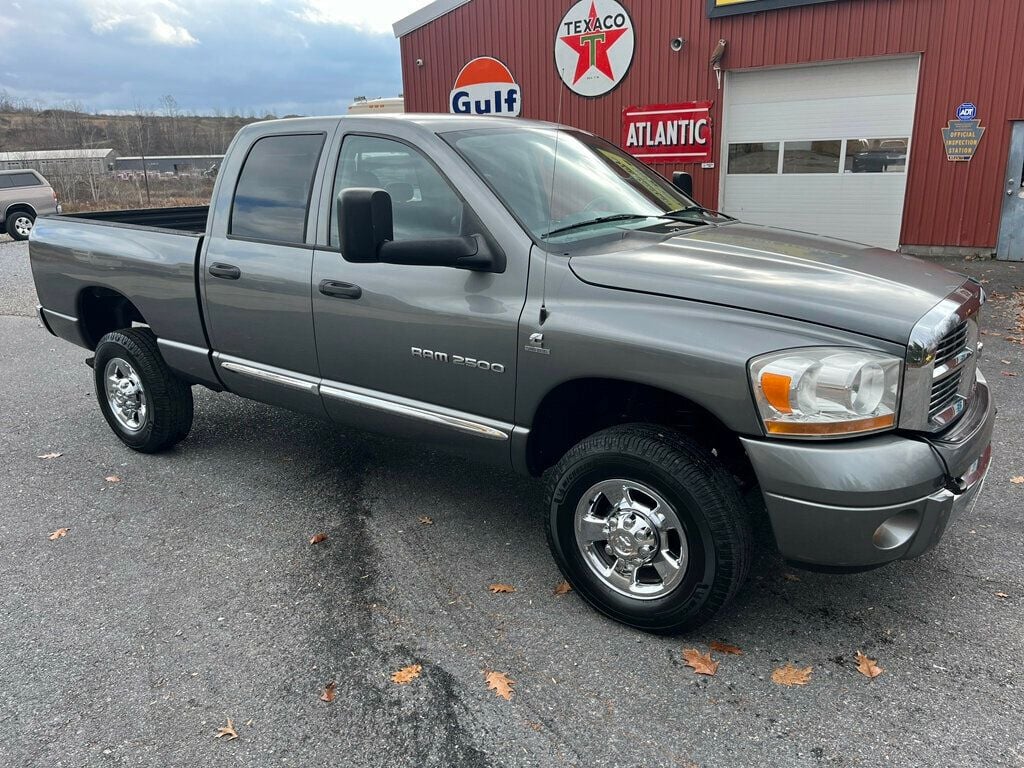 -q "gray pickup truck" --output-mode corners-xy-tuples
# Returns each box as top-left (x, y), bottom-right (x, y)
(30, 115), (995, 633)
